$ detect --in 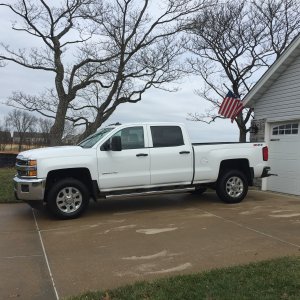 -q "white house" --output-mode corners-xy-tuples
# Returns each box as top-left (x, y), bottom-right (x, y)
(244, 34), (300, 196)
